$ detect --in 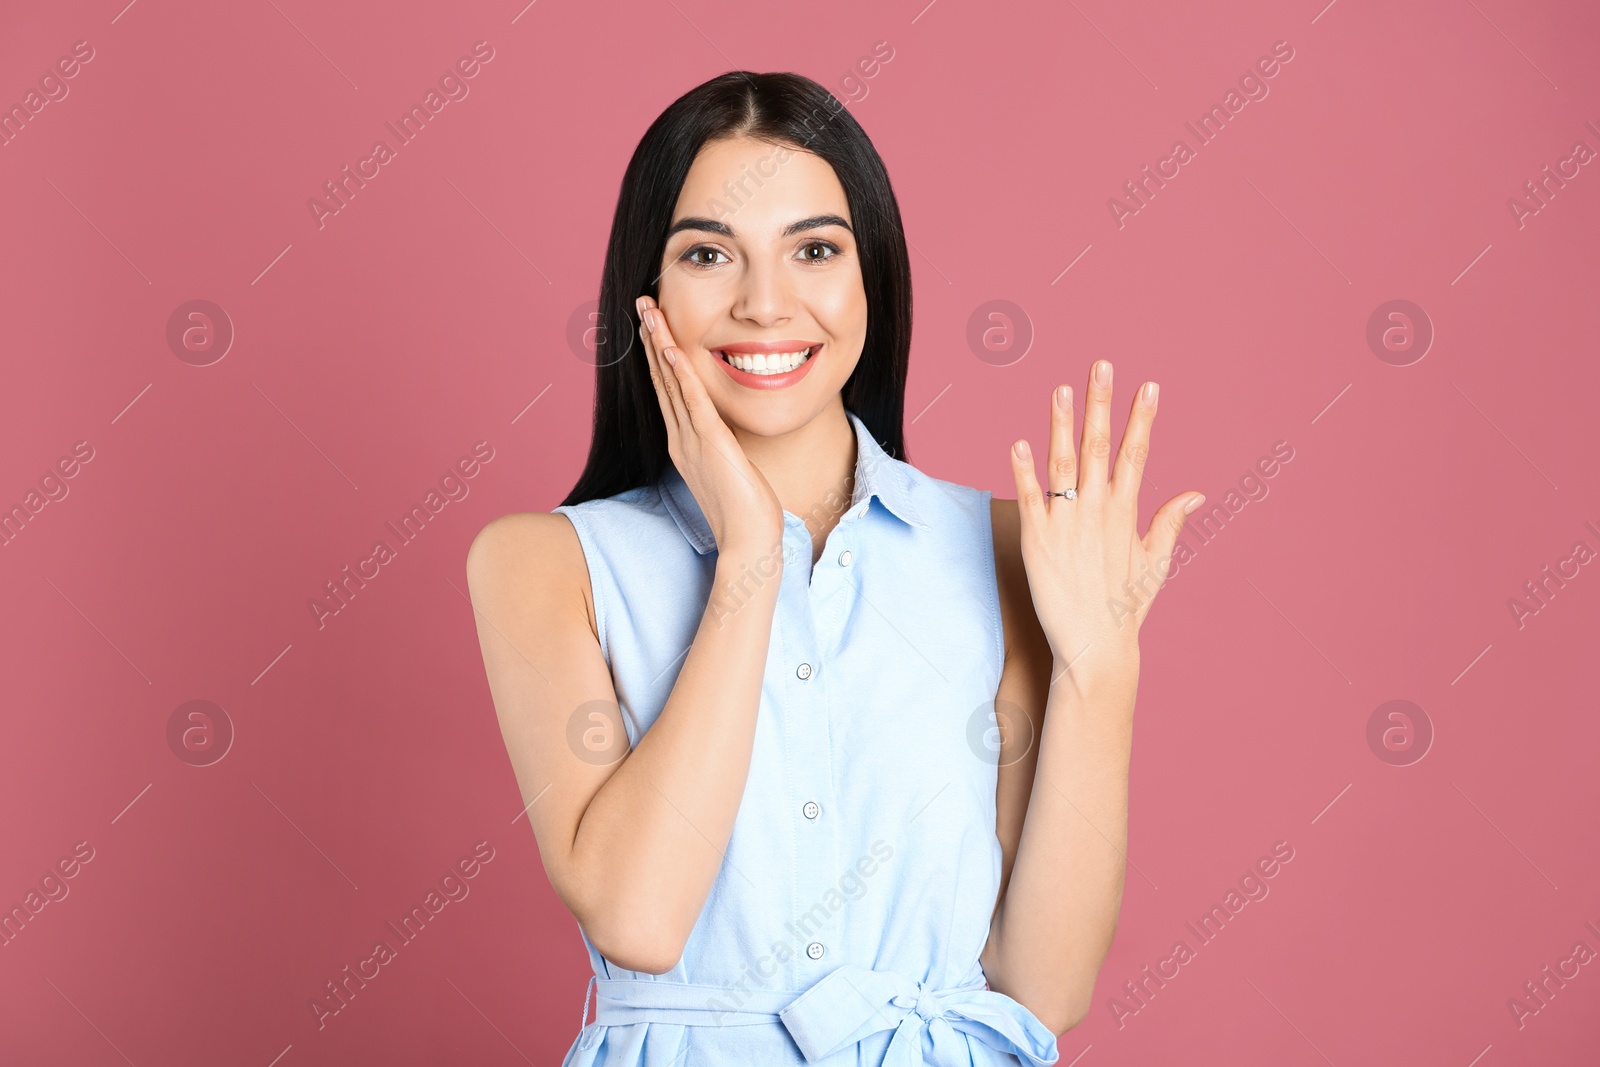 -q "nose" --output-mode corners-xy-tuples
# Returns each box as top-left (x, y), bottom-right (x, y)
(731, 255), (795, 328)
